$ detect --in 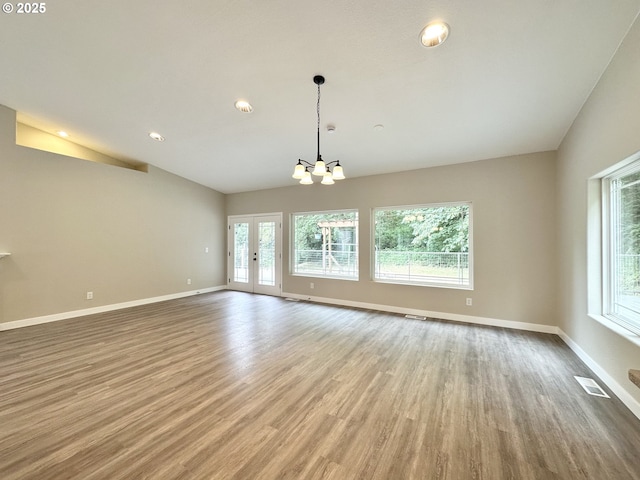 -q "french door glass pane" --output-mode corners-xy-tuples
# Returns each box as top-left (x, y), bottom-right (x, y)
(234, 222), (249, 283)
(258, 221), (276, 286)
